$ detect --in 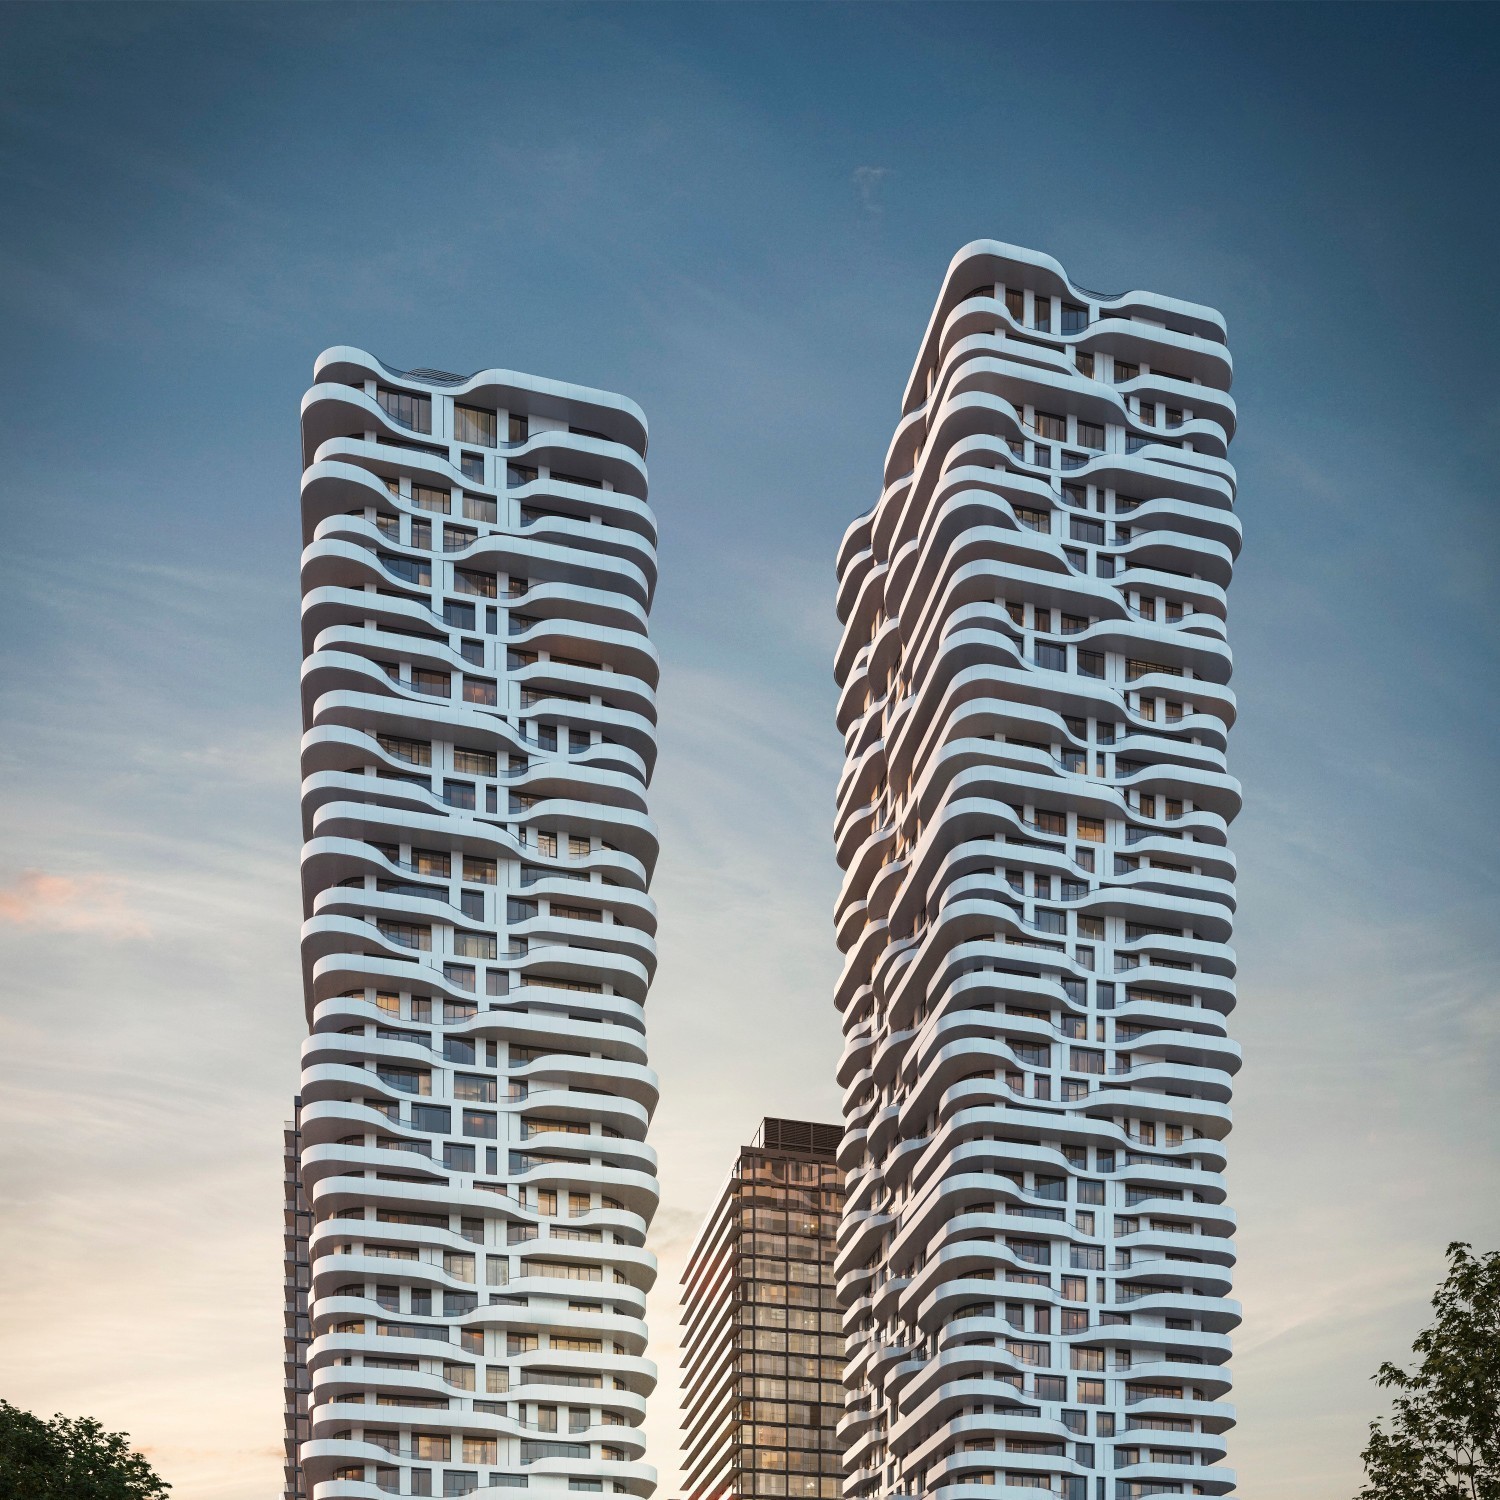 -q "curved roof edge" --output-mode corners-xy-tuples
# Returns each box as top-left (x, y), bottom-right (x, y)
(313, 345), (649, 453)
(902, 240), (1230, 414)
